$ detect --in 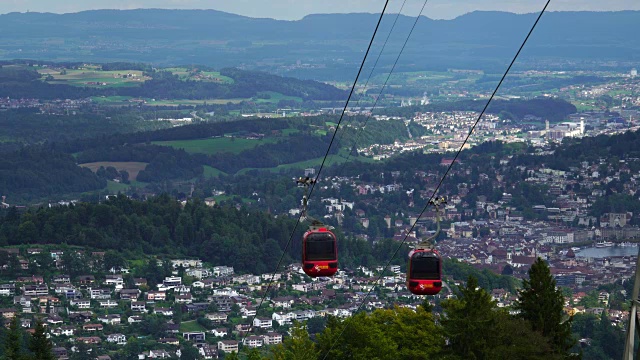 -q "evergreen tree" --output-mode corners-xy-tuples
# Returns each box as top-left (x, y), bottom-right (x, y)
(440, 275), (498, 359)
(271, 321), (317, 360)
(515, 258), (576, 358)
(29, 321), (55, 360)
(173, 303), (183, 324)
(487, 311), (564, 360)
(370, 306), (443, 359)
(587, 311), (624, 359)
(179, 342), (200, 360)
(4, 317), (24, 360)
(245, 348), (264, 360)
(70, 342), (92, 360)
(316, 314), (396, 360)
